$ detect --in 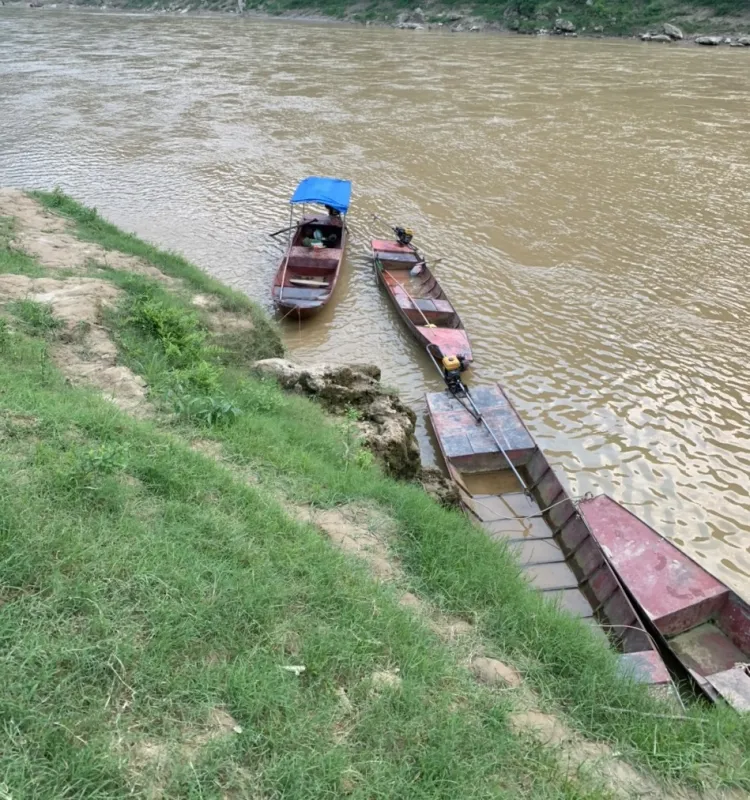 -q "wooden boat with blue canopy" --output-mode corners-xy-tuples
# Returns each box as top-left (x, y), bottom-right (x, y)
(272, 176), (351, 318)
(425, 381), (673, 692)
